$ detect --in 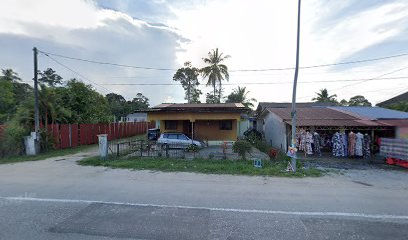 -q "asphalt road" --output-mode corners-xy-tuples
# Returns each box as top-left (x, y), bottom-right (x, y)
(1, 151), (408, 239)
